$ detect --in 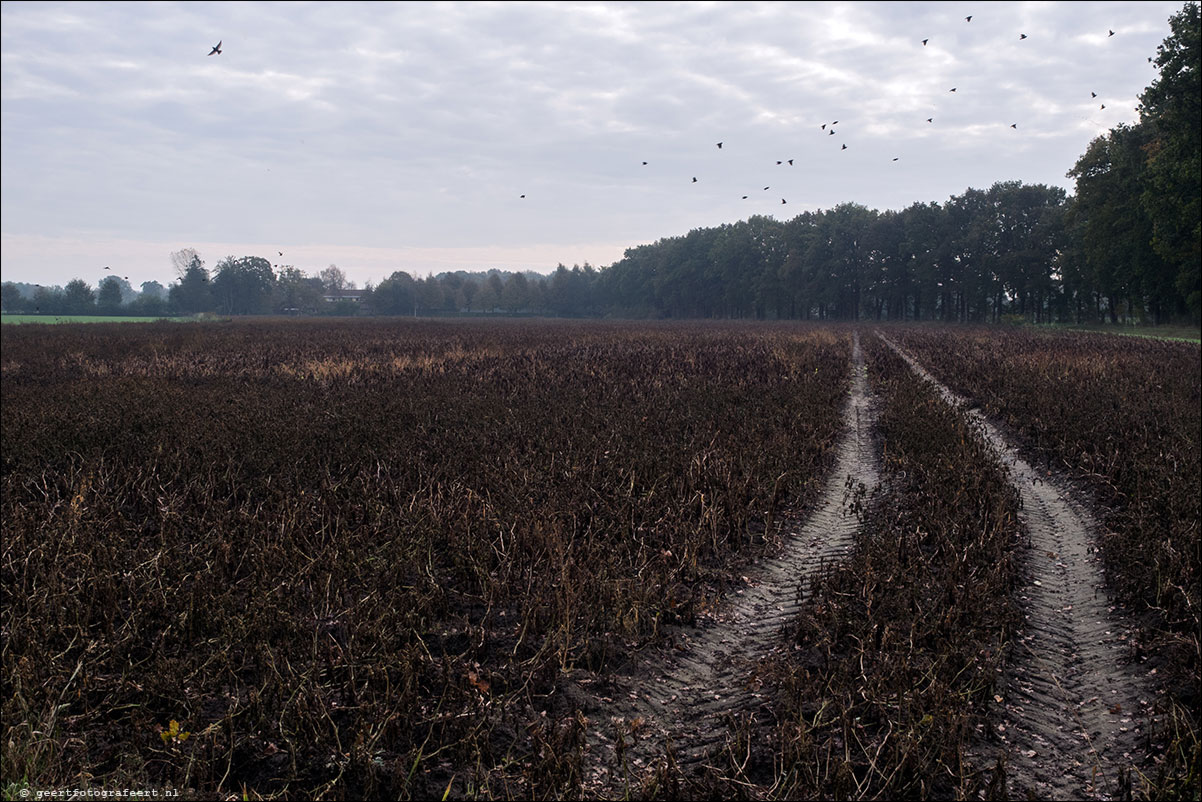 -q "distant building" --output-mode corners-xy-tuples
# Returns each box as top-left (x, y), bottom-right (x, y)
(322, 289), (367, 304)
